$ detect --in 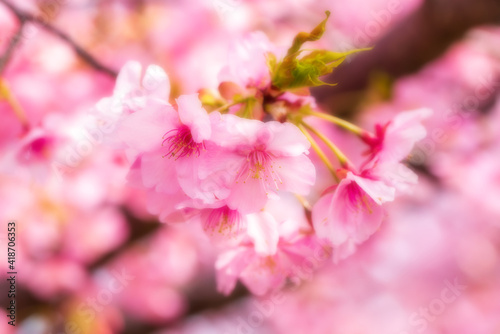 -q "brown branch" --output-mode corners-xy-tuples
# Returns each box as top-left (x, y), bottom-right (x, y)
(311, 0), (500, 116)
(88, 208), (162, 270)
(0, 21), (26, 75)
(0, 0), (117, 78)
